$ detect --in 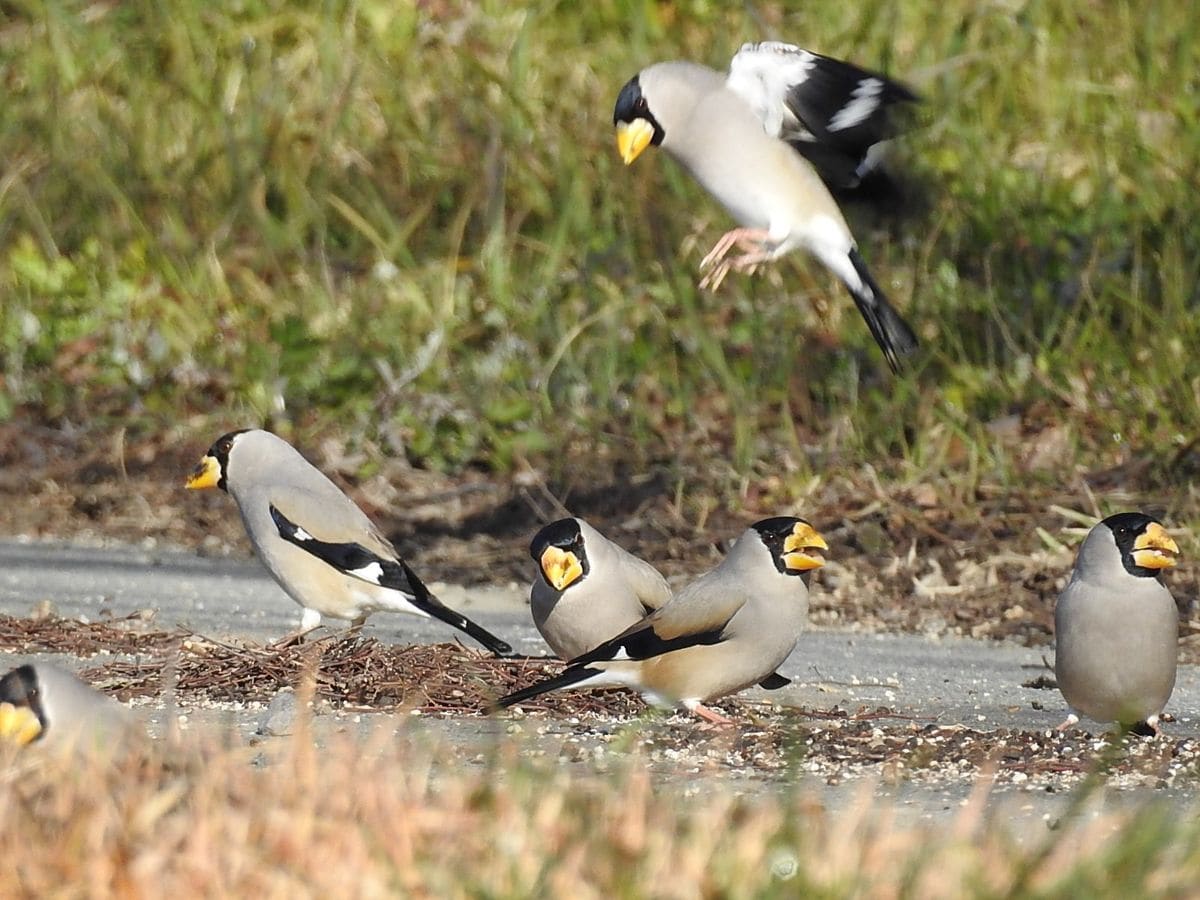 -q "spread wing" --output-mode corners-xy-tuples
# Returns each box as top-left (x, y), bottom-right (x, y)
(726, 41), (918, 187)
